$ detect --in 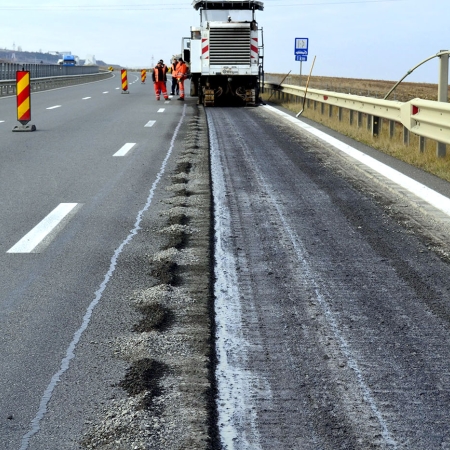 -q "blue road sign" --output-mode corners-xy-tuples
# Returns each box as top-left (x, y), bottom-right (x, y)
(295, 37), (309, 55)
(295, 55), (307, 62)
